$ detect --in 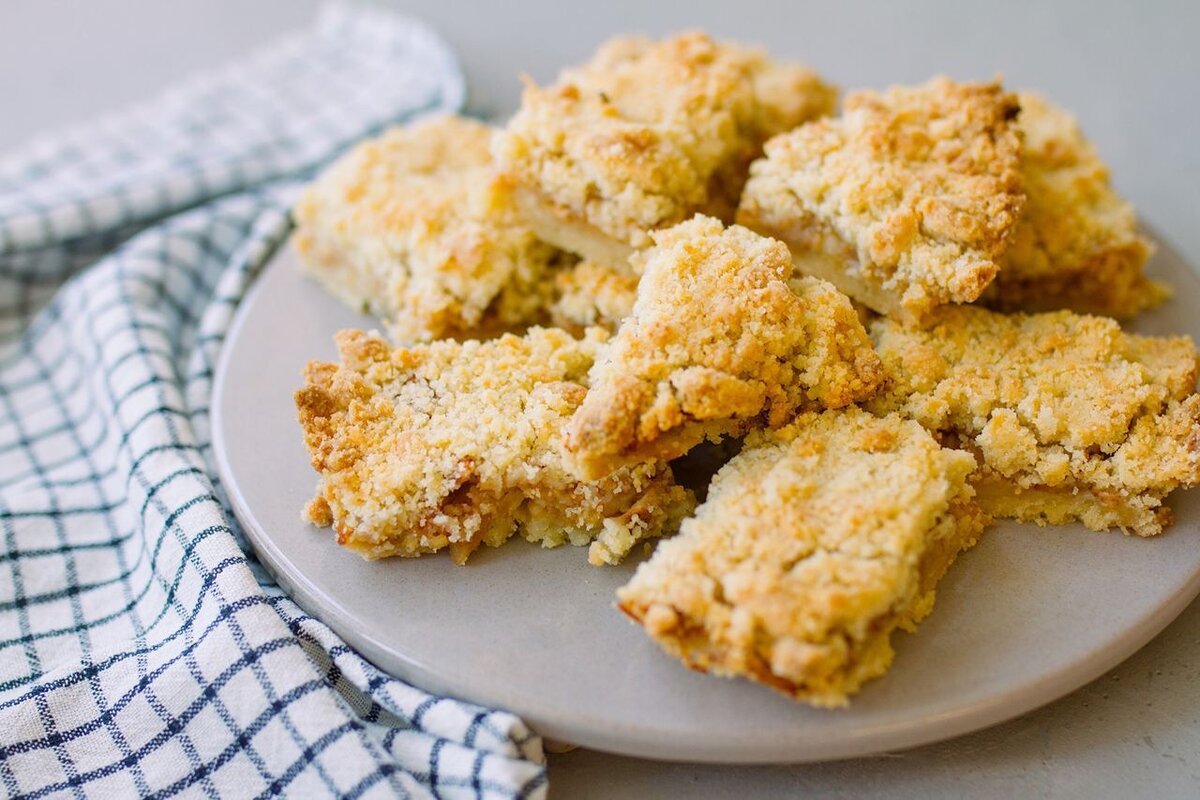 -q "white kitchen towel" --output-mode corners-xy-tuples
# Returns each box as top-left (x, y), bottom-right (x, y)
(0, 5), (546, 798)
